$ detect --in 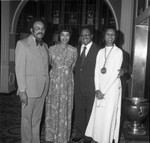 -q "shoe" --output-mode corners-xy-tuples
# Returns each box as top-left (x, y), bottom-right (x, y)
(83, 140), (91, 143)
(71, 137), (82, 142)
(91, 140), (98, 143)
(70, 129), (82, 142)
(83, 136), (92, 143)
(79, 138), (84, 143)
(83, 139), (91, 143)
(68, 140), (75, 143)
